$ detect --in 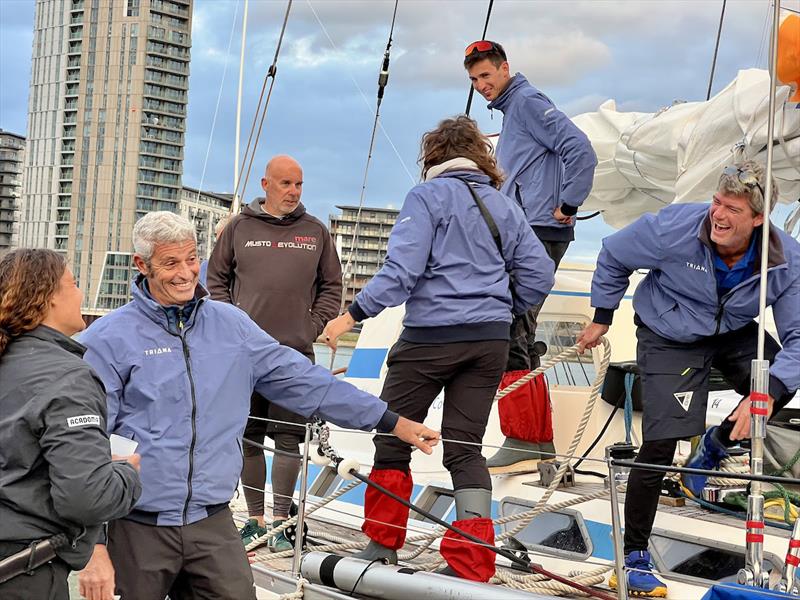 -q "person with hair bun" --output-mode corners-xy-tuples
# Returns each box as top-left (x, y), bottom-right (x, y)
(0, 249), (141, 600)
(324, 115), (555, 582)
